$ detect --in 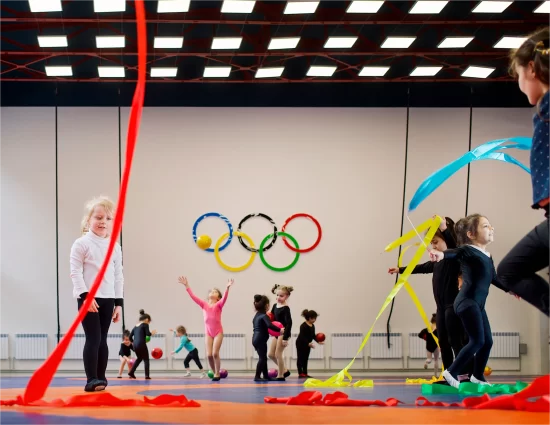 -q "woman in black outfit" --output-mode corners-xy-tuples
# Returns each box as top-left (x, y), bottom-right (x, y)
(128, 309), (156, 379)
(389, 216), (470, 376)
(252, 295), (285, 382)
(296, 309), (323, 378)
